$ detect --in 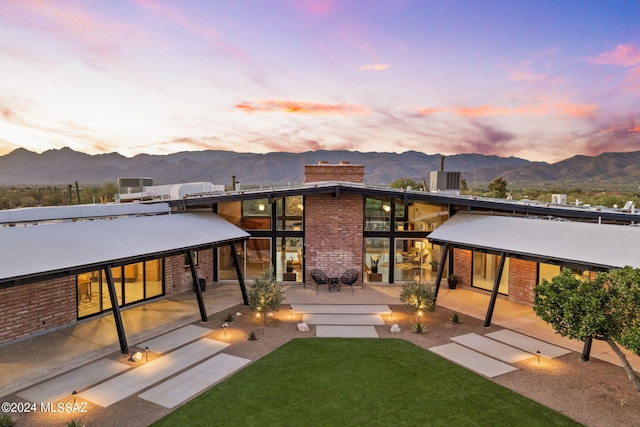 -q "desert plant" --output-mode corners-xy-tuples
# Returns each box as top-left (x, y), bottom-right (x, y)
(0, 415), (16, 427)
(412, 322), (425, 334)
(248, 268), (286, 325)
(400, 280), (436, 321)
(224, 313), (234, 322)
(450, 313), (463, 325)
(67, 421), (84, 427)
(247, 331), (258, 341)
